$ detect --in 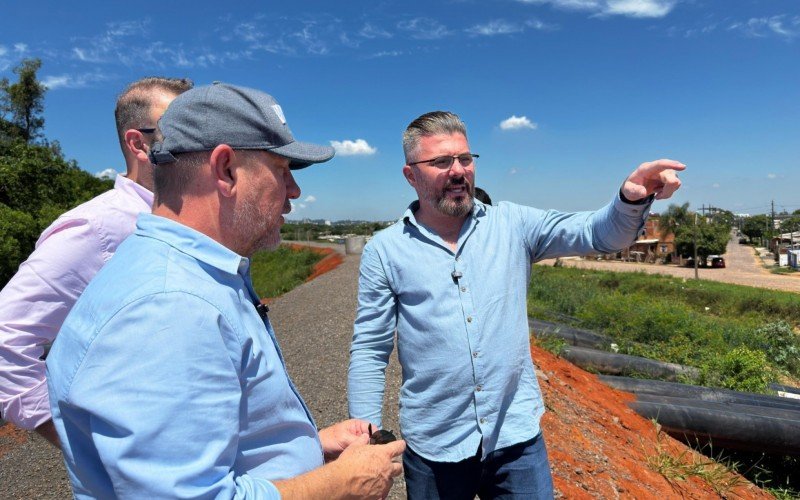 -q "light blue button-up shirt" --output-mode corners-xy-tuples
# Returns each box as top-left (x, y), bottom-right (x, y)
(348, 195), (651, 462)
(47, 213), (322, 499)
